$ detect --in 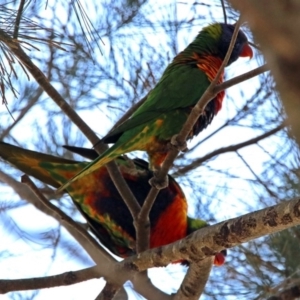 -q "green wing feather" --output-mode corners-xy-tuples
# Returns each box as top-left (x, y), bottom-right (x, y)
(104, 65), (210, 140)
(0, 142), (79, 188)
(0, 141), (226, 264)
(0, 142), (139, 254)
(58, 23), (247, 190)
(187, 216), (208, 234)
(57, 66), (210, 191)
